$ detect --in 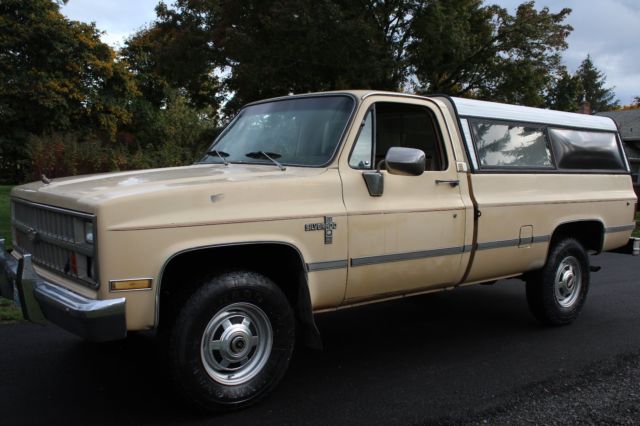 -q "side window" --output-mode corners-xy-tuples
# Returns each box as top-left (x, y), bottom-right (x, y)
(348, 102), (447, 171)
(470, 120), (553, 169)
(349, 110), (374, 169)
(548, 128), (626, 171)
